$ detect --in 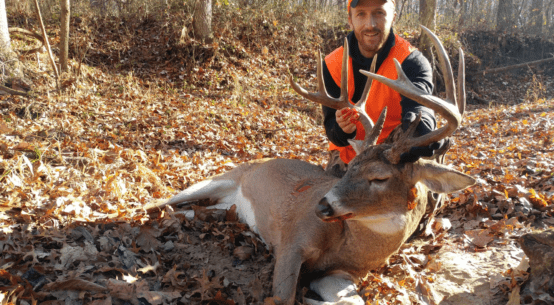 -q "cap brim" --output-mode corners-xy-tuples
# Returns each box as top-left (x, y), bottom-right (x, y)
(350, 0), (359, 8)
